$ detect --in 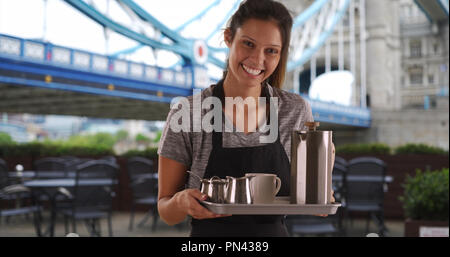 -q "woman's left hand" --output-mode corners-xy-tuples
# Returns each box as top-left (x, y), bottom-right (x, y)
(314, 189), (335, 217)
